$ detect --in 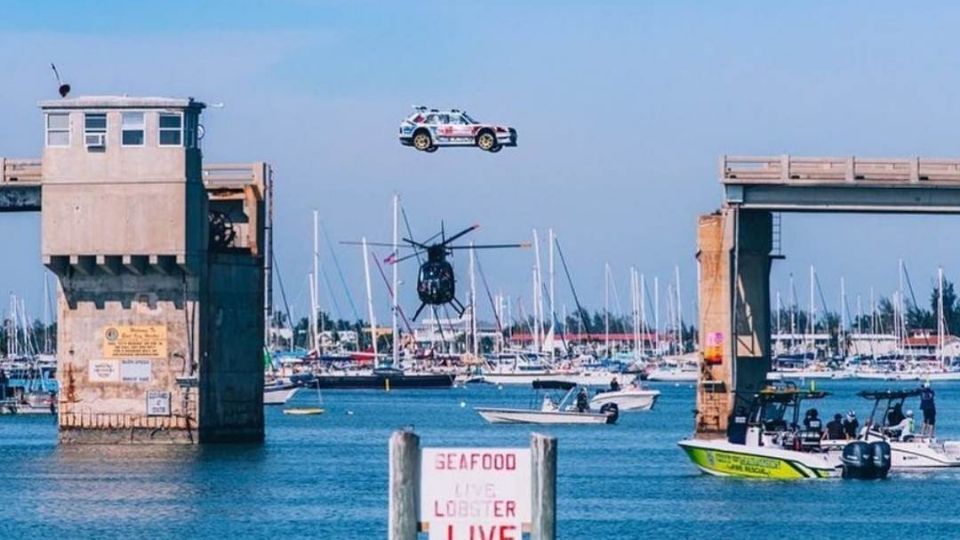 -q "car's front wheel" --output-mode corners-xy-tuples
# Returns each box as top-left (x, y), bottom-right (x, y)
(477, 131), (497, 152)
(413, 130), (433, 151)
(425, 146), (438, 153)
(488, 144), (502, 153)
